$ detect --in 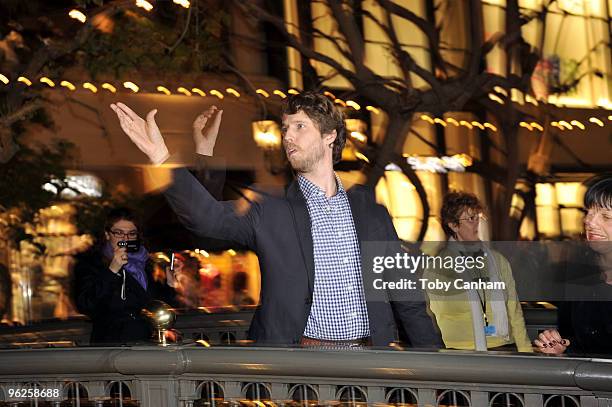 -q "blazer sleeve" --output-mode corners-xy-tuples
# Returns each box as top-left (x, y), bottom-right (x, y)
(164, 166), (260, 250)
(380, 206), (445, 348)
